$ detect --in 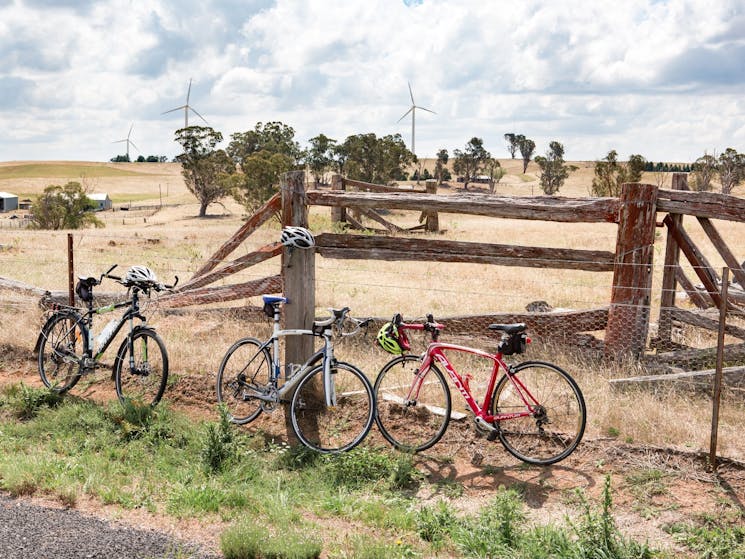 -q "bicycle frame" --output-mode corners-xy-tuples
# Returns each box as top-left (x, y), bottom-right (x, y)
(49, 288), (149, 370)
(401, 323), (540, 427)
(422, 343), (541, 423)
(260, 304), (338, 406)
